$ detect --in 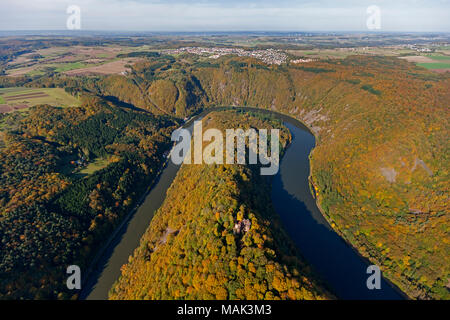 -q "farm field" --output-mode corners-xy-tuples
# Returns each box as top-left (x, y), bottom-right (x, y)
(287, 46), (418, 60)
(288, 47), (450, 73)
(5, 45), (150, 77)
(63, 58), (142, 76)
(400, 54), (450, 72)
(0, 87), (80, 113)
(417, 62), (450, 69)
